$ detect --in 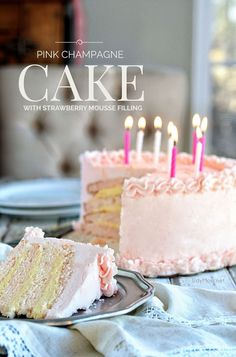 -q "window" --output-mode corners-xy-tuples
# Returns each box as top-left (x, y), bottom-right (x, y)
(210, 0), (236, 158)
(192, 0), (236, 158)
